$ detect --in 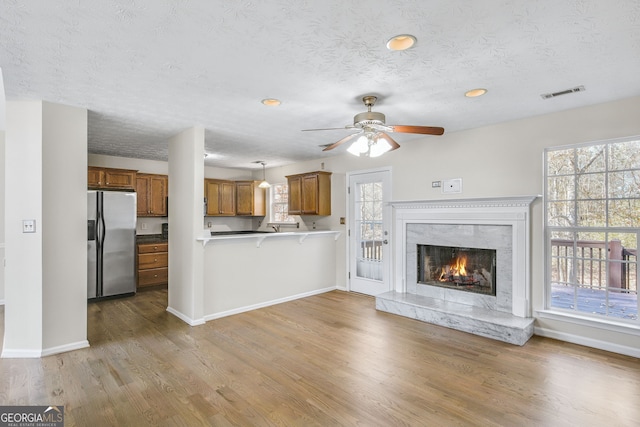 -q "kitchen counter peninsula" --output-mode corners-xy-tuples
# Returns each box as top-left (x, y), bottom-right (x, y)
(197, 230), (340, 247)
(196, 230), (341, 321)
